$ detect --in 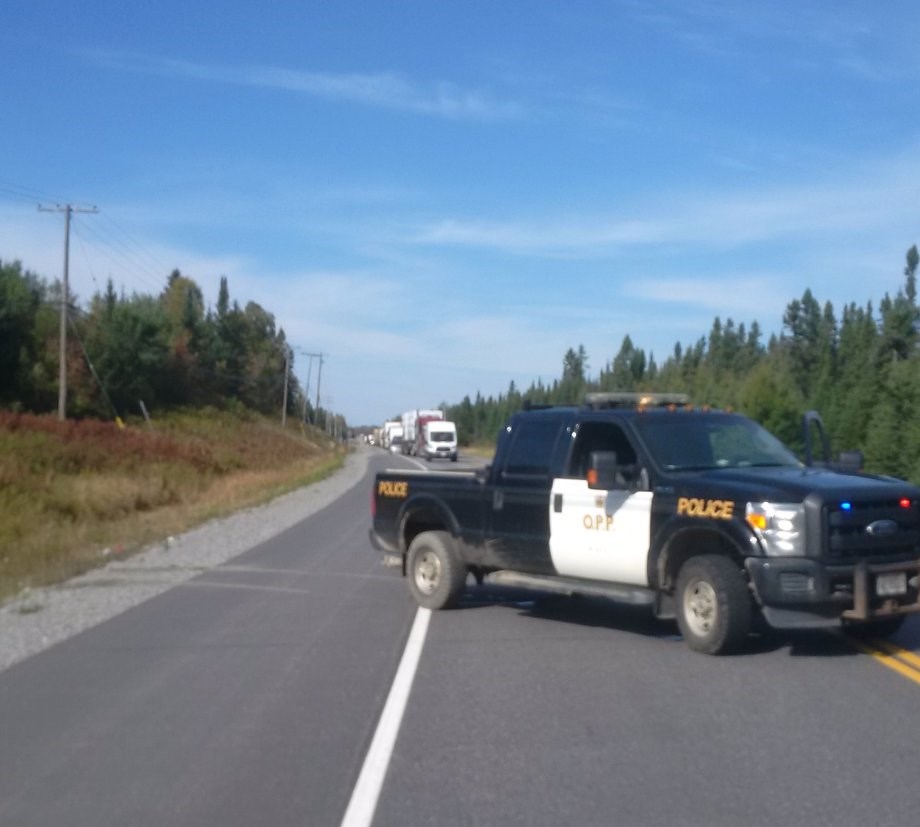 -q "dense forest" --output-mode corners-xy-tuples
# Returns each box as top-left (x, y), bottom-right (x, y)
(445, 246), (920, 484)
(0, 262), (342, 431)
